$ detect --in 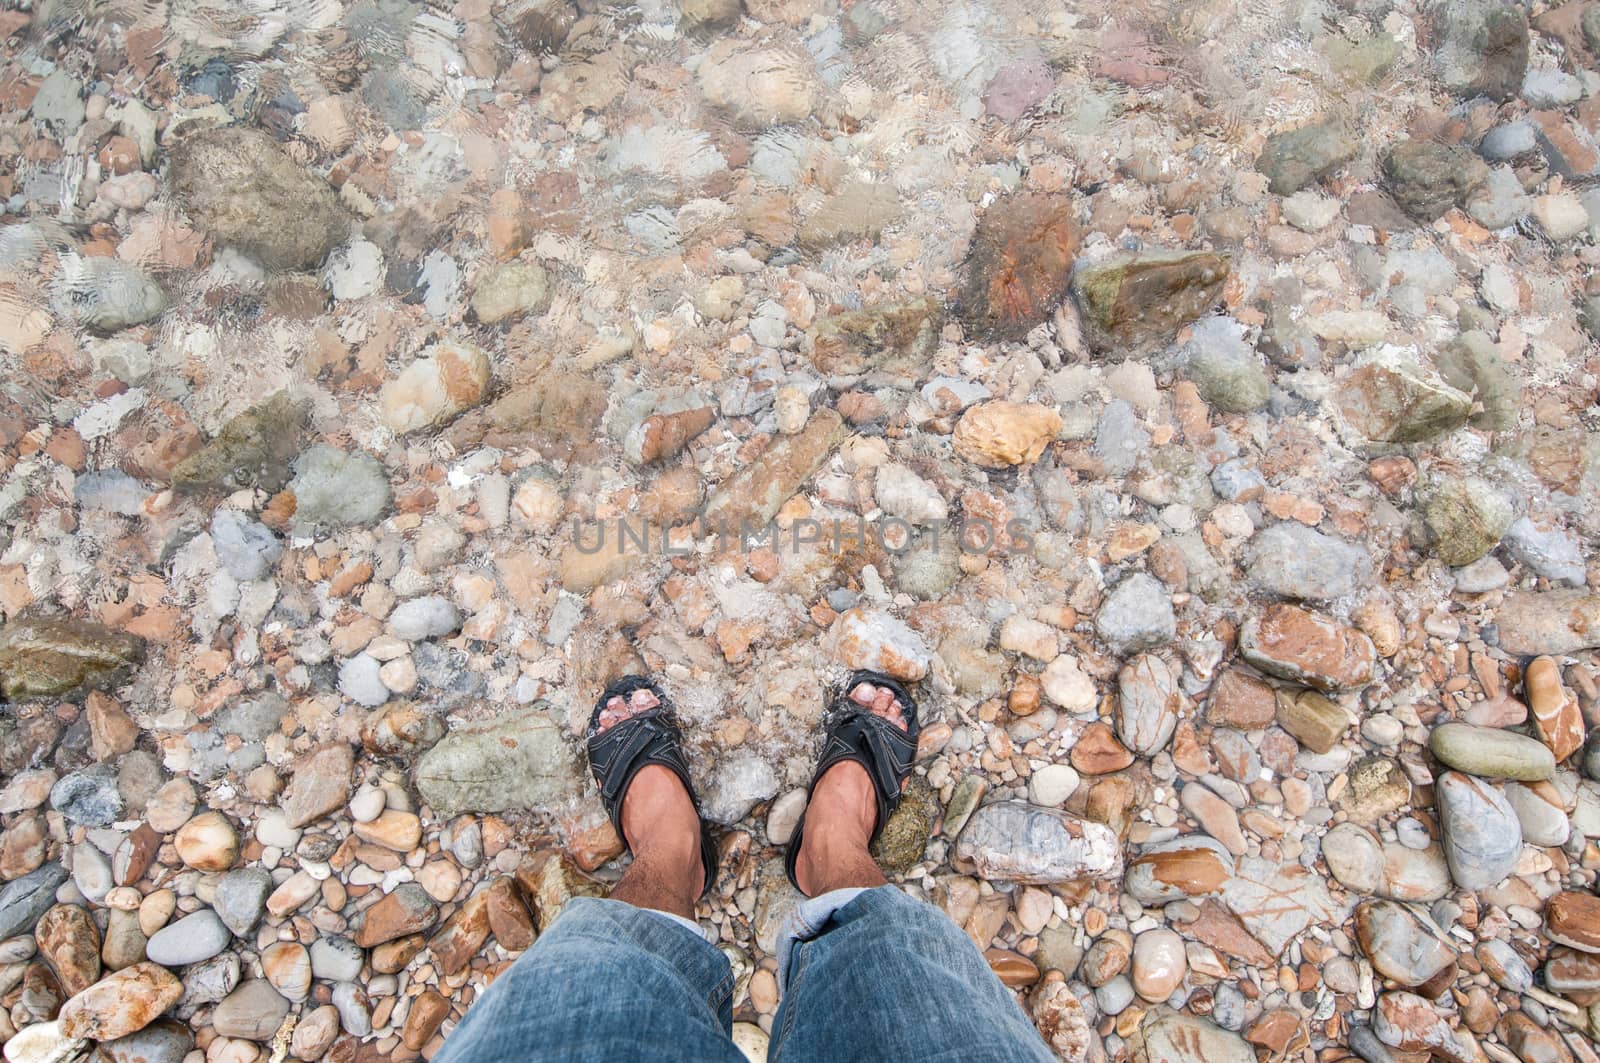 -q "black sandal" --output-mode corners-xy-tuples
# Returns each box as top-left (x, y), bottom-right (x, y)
(586, 676), (719, 900)
(784, 669), (921, 895)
